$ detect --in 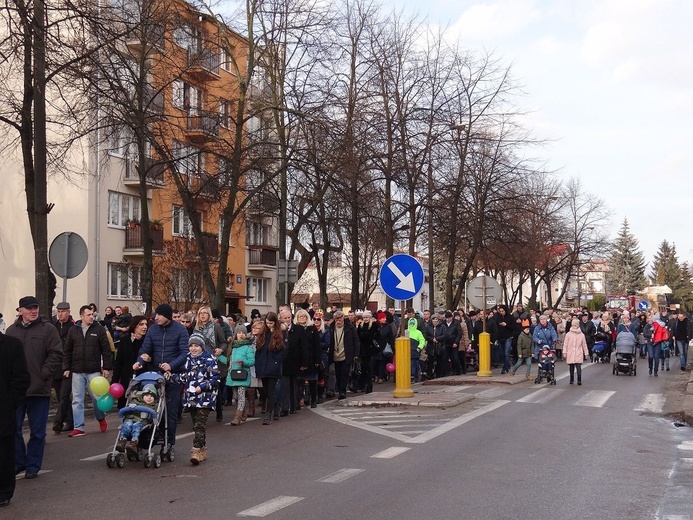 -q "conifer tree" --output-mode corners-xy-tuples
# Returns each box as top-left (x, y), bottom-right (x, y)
(650, 240), (681, 290)
(605, 218), (646, 294)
